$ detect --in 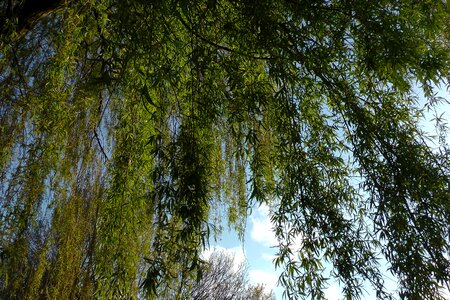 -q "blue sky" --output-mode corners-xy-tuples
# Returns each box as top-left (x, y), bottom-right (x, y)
(207, 203), (340, 299)
(209, 200), (449, 300)
(205, 203), (284, 298)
